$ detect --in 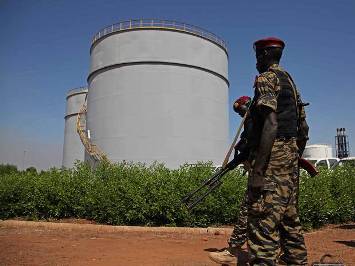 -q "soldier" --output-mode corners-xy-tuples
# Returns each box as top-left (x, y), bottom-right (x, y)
(247, 37), (308, 265)
(209, 96), (252, 265)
